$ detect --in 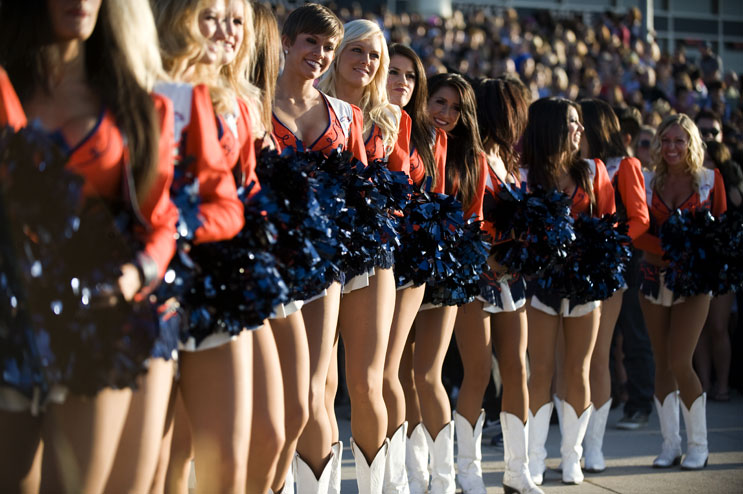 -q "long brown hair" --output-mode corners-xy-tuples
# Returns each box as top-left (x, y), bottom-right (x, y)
(523, 97), (595, 207)
(0, 0), (161, 205)
(250, 1), (280, 134)
(579, 98), (627, 160)
(475, 75), (530, 177)
(388, 43), (438, 187)
(428, 73), (483, 212)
